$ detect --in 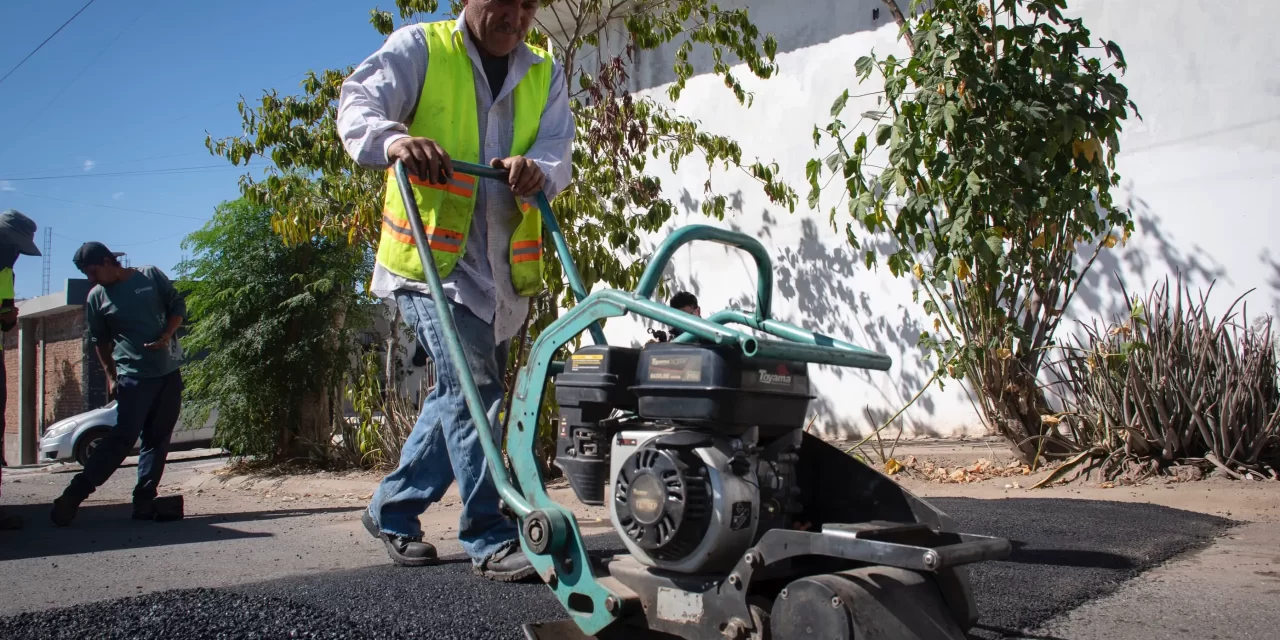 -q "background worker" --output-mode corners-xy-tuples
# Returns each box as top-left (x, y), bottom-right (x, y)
(646, 290), (701, 343)
(0, 210), (43, 531)
(50, 243), (187, 526)
(336, 0), (574, 581)
(668, 290), (700, 340)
